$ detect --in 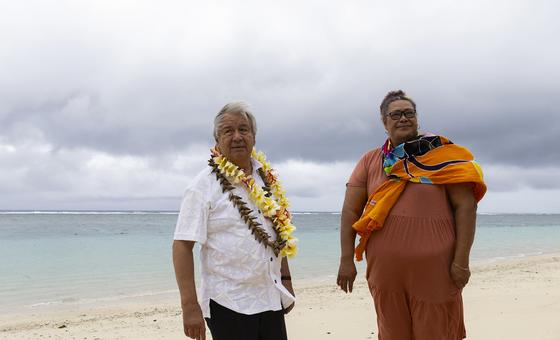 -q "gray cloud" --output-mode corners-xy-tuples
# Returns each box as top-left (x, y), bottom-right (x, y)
(1, 0), (560, 211)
